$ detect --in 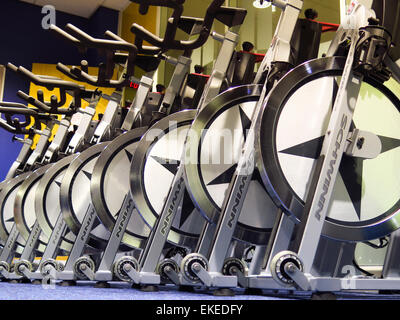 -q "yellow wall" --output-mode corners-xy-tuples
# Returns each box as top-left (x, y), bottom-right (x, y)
(28, 63), (117, 146)
(121, 2), (158, 47)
